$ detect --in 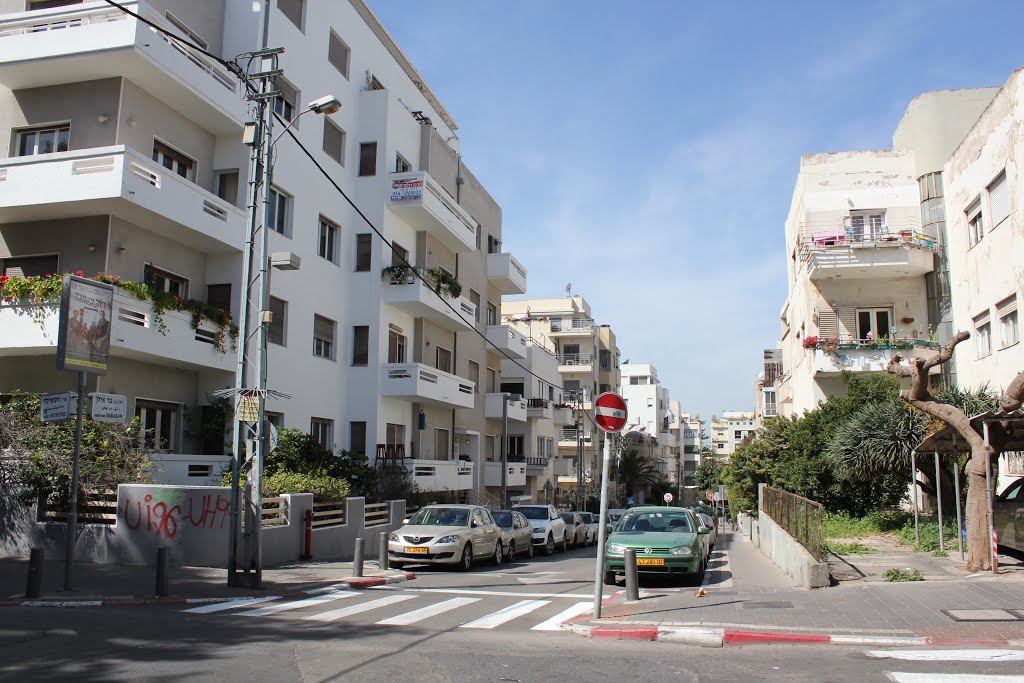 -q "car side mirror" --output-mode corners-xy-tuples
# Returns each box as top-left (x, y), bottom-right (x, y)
(402, 518), (410, 524)
(471, 520), (478, 528)
(698, 527), (710, 535)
